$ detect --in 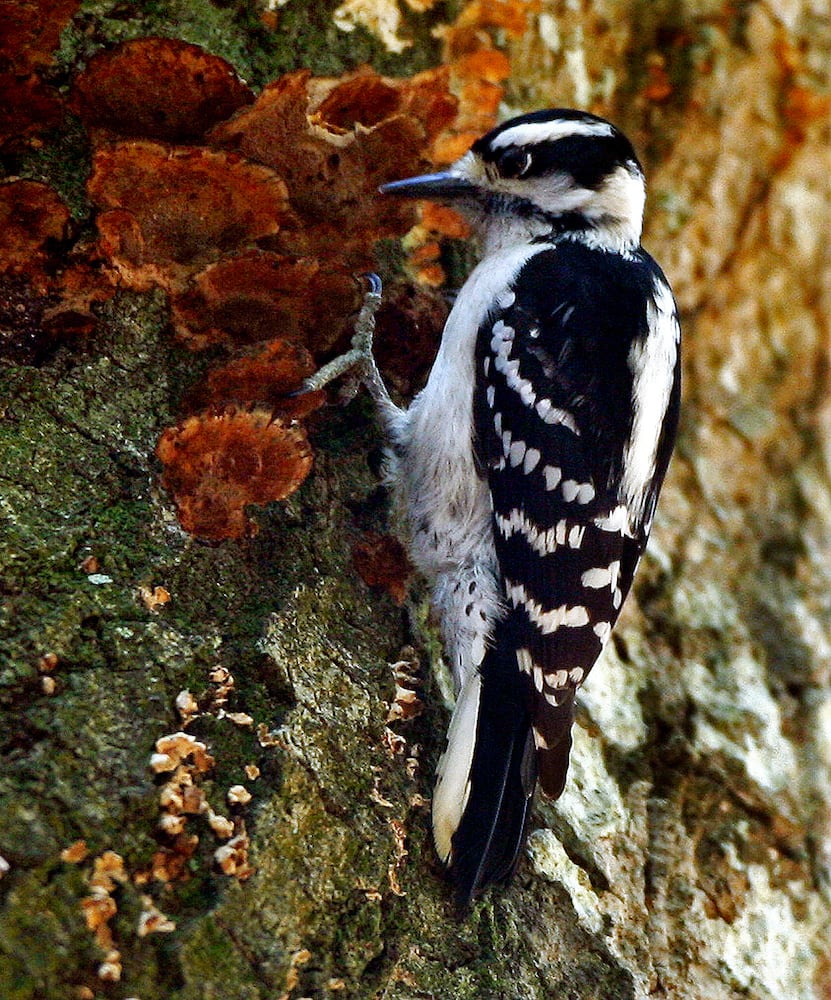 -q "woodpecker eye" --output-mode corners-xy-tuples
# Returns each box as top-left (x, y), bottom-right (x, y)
(496, 148), (533, 179)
